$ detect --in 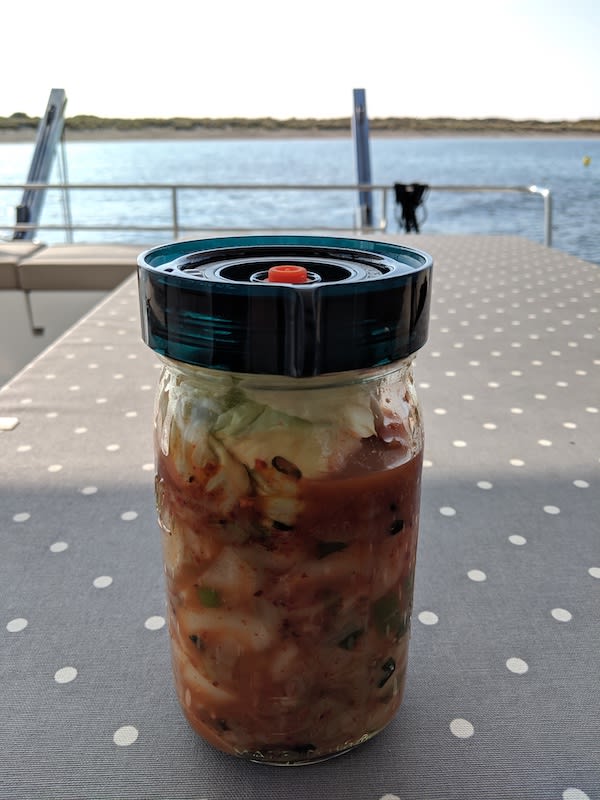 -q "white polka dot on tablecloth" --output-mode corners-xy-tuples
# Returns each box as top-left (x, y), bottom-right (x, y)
(538, 439), (552, 447)
(74, 427), (88, 434)
(142, 463), (154, 472)
(468, 570), (487, 582)
(50, 541), (69, 553)
(113, 373), (124, 380)
(543, 505), (560, 515)
(433, 408), (447, 415)
(54, 666), (77, 684)
(562, 787), (591, 800)
(509, 459), (525, 467)
(510, 407), (523, 415)
(586, 406), (598, 414)
(483, 422), (497, 430)
(121, 511), (138, 521)
(588, 567), (600, 579)
(46, 412), (58, 419)
(509, 535), (527, 546)
(17, 444), (32, 452)
(453, 440), (467, 448)
(506, 657), (529, 674)
(551, 608), (572, 622)
(6, 618), (28, 632)
(534, 393), (547, 400)
(140, 385), (152, 391)
(573, 479), (589, 488)
(477, 481), (493, 490)
(418, 611), (439, 625)
(125, 411), (137, 418)
(113, 725), (139, 746)
(450, 718), (474, 738)
(144, 616), (165, 630)
(80, 486), (98, 495)
(440, 506), (456, 517)
(12, 512), (30, 522)
(47, 464), (63, 473)
(423, 459), (433, 468)
(106, 443), (120, 452)
(93, 576), (113, 589)
(96, 398), (108, 405)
